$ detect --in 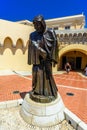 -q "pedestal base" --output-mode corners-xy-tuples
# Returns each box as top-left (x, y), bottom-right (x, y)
(30, 91), (57, 103)
(20, 93), (65, 127)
